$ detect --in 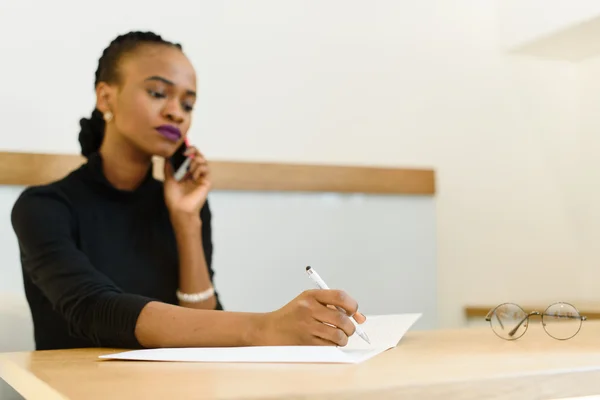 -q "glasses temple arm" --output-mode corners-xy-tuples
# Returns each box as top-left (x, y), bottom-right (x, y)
(543, 314), (587, 321)
(509, 312), (539, 337)
(485, 309), (505, 329)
